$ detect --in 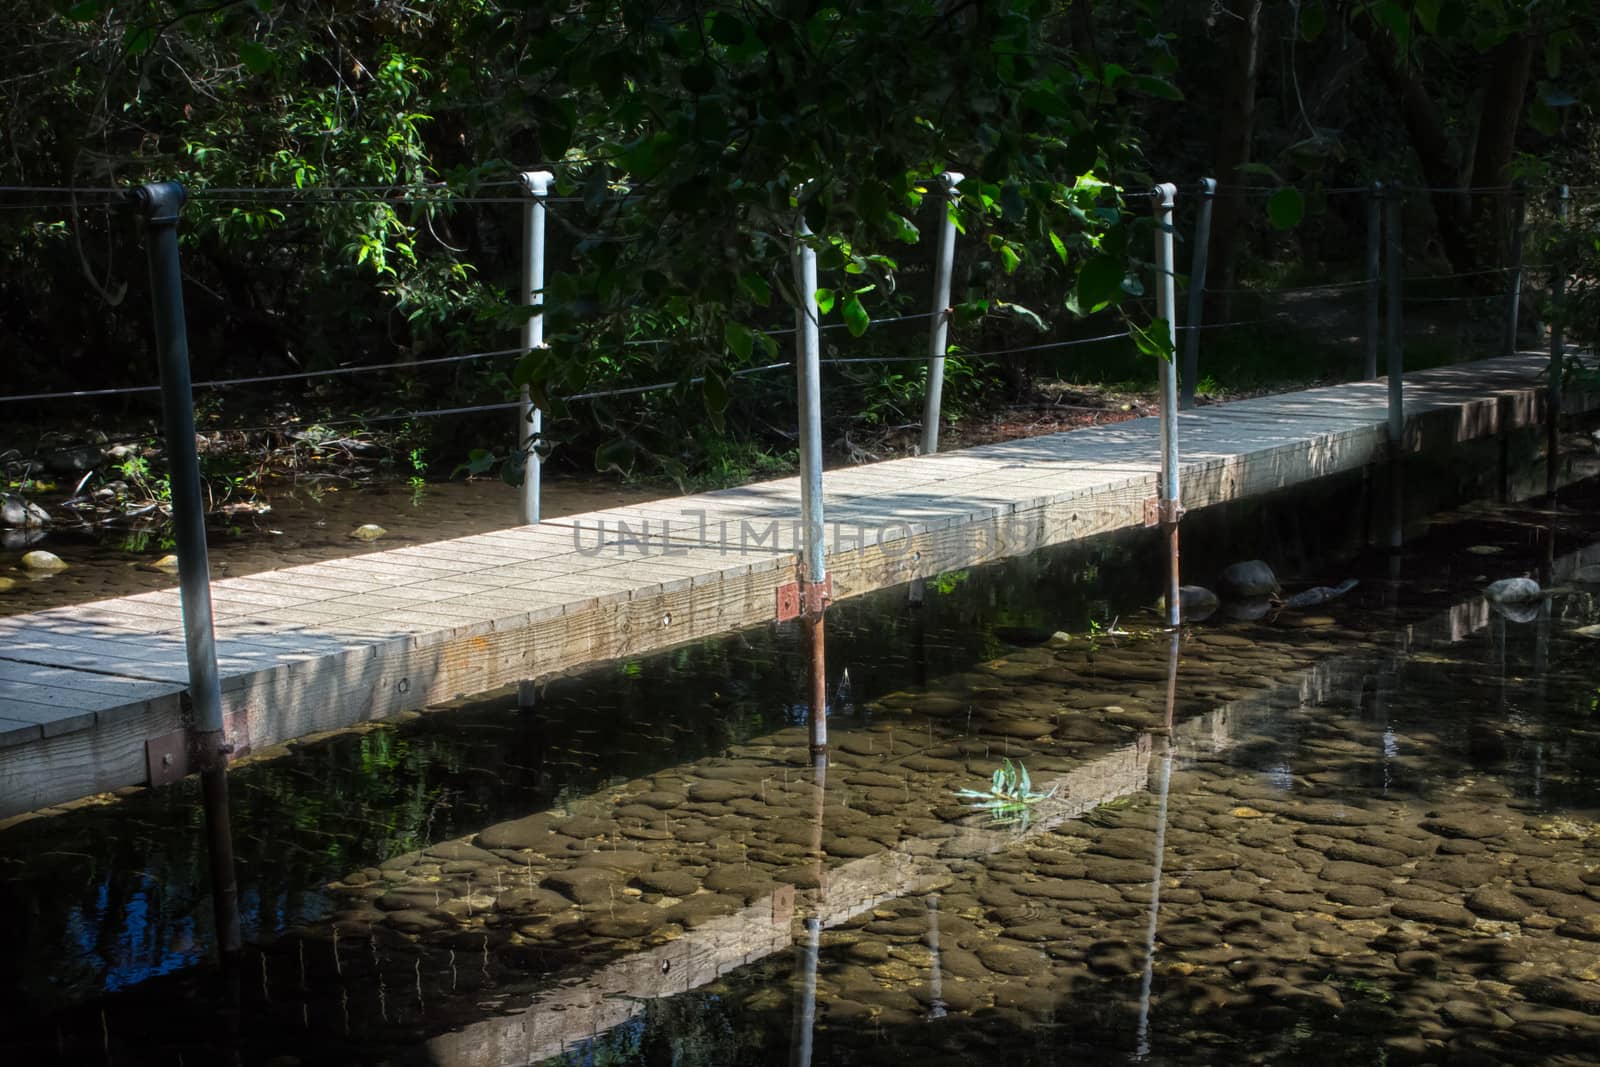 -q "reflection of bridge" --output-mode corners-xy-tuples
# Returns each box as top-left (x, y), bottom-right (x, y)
(0, 353), (1583, 816)
(412, 542), (1600, 1065)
